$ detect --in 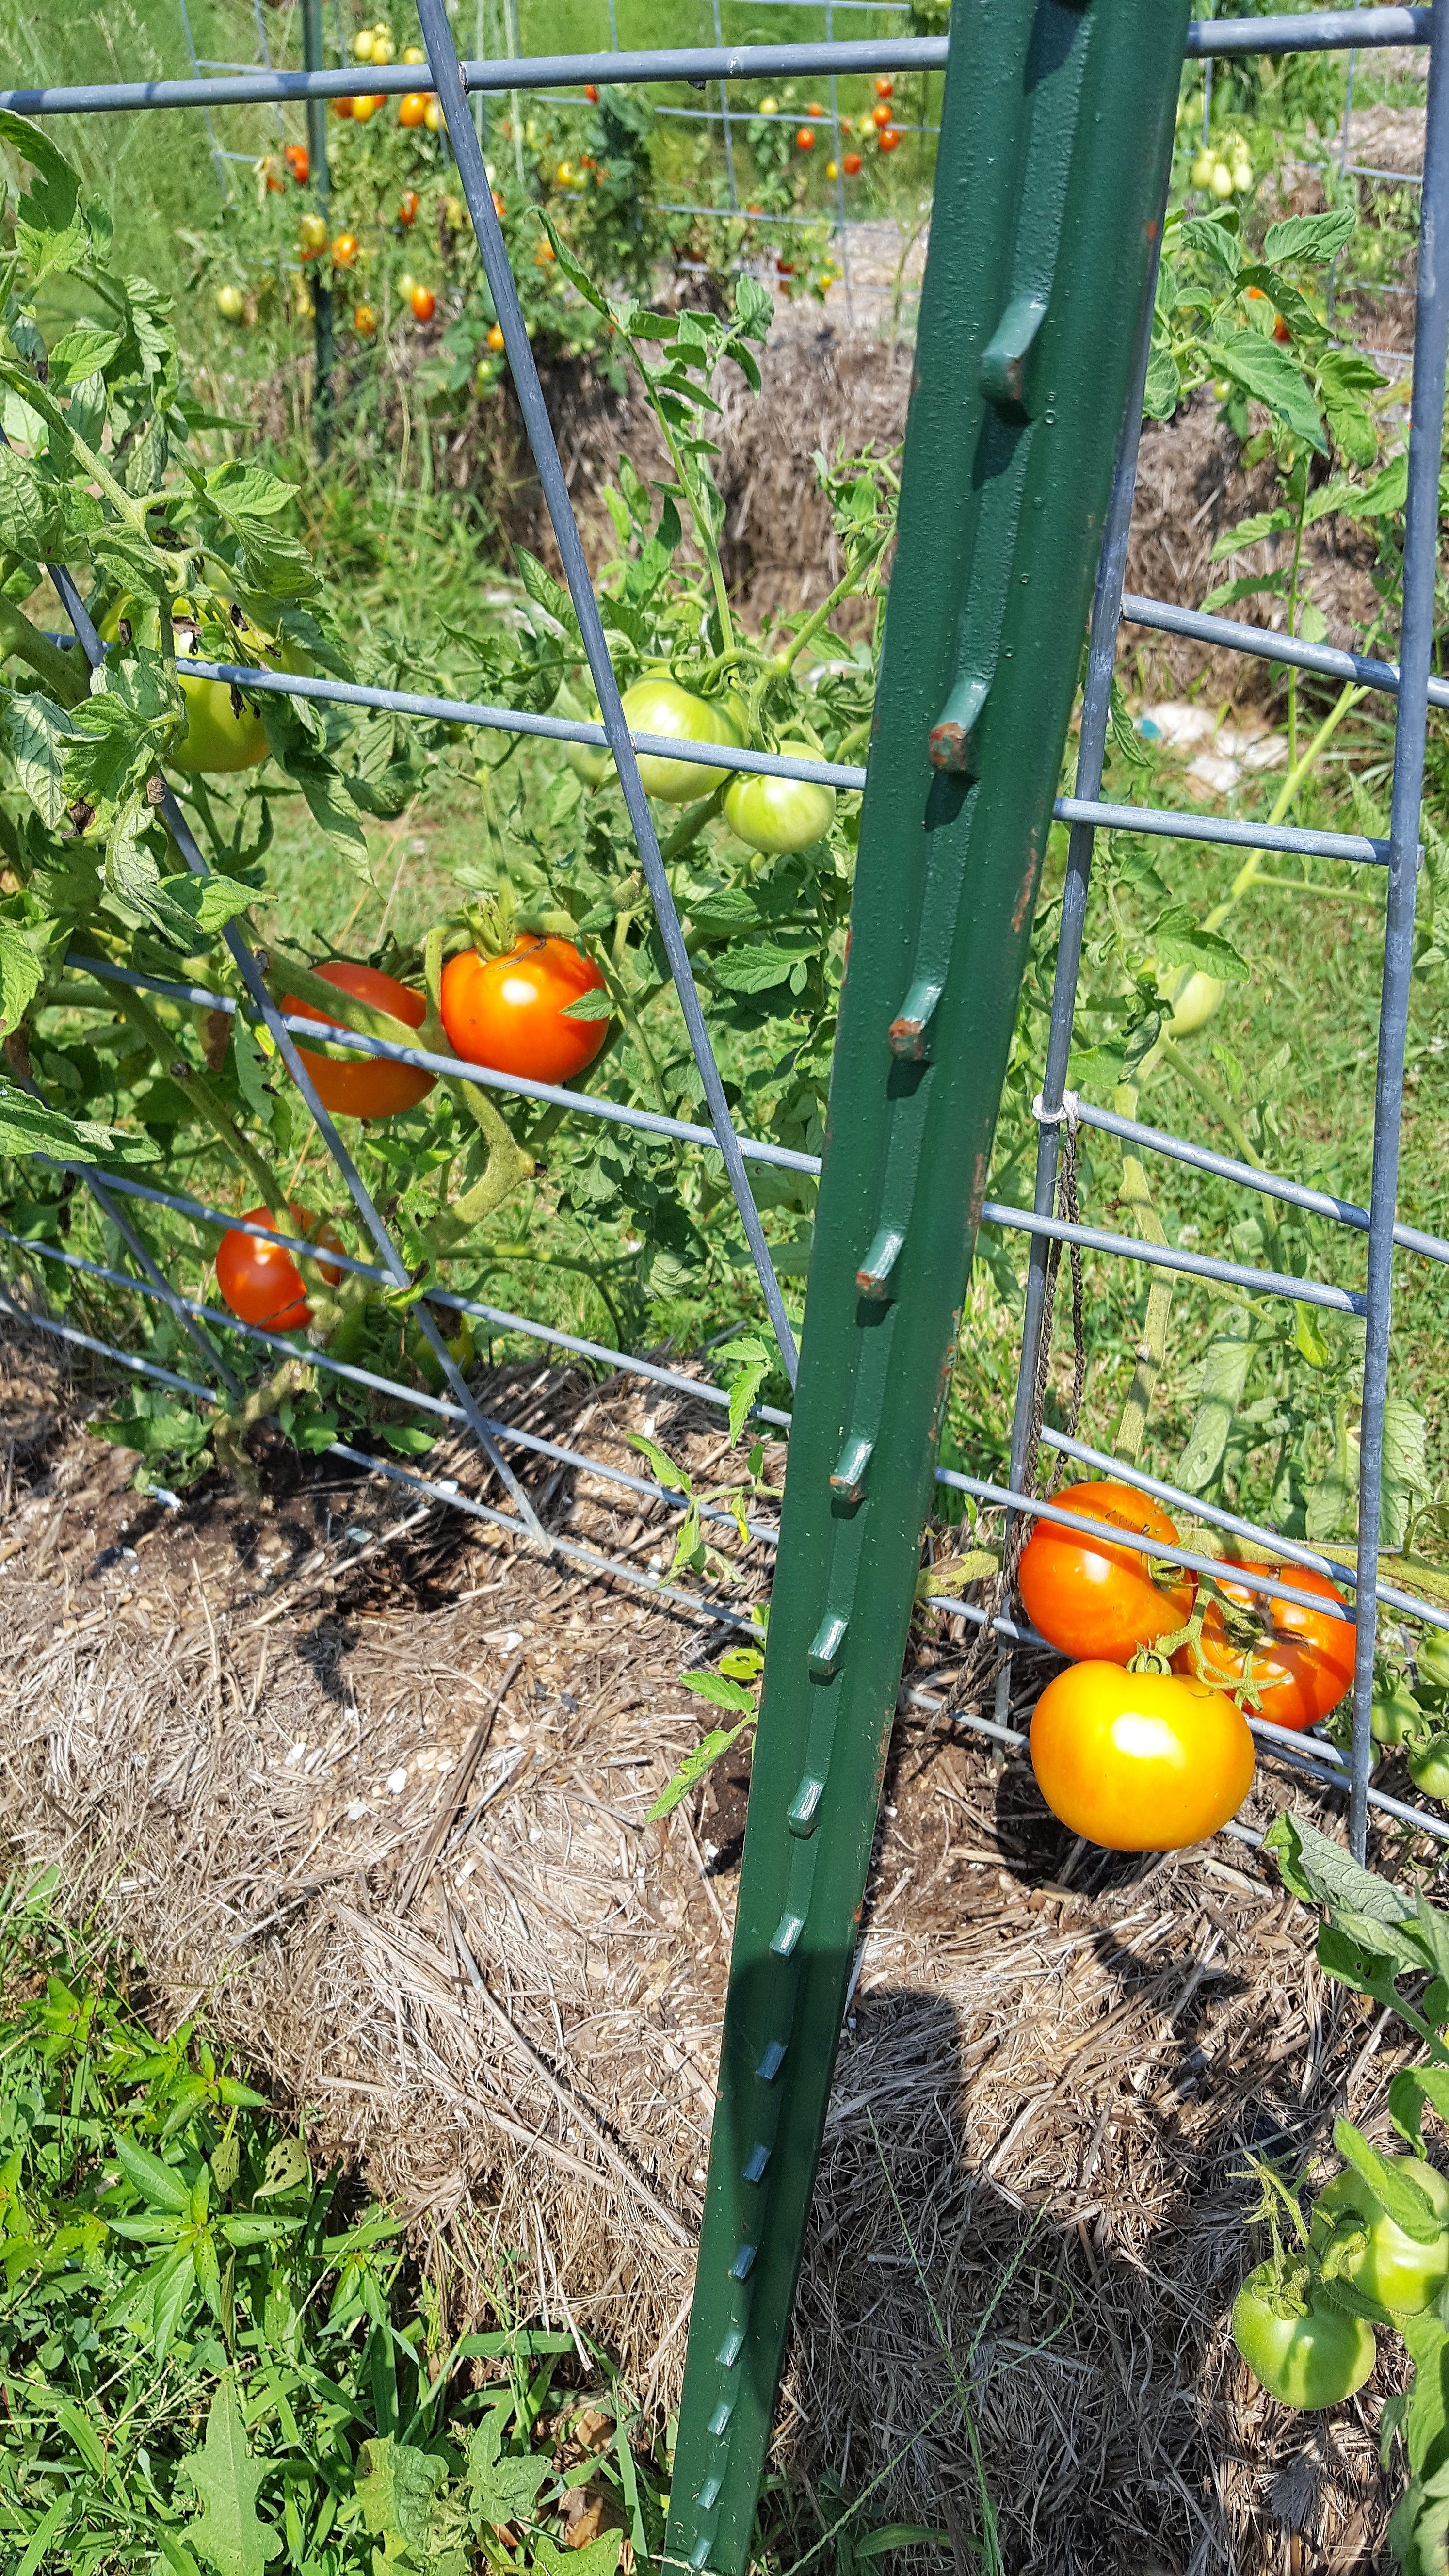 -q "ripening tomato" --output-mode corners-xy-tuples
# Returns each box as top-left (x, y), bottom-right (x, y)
(424, 97), (443, 131)
(398, 189), (419, 225)
(879, 125), (901, 151)
(283, 142), (310, 183)
(299, 212), (328, 258)
(842, 150), (863, 176)
(1030, 1662), (1255, 1851)
(216, 1204), (344, 1334)
(440, 937), (610, 1086)
(403, 44), (426, 63)
(1313, 2158), (1449, 2317)
(492, 188), (507, 219)
(874, 74), (894, 97)
(486, 322), (505, 352)
(353, 26), (376, 58)
(332, 97), (354, 118)
(99, 594), (299, 774)
(370, 30), (395, 63)
(331, 232), (359, 267)
(353, 301), (379, 337)
(399, 91), (429, 127)
(1179, 1563), (1355, 1732)
(619, 676), (743, 801)
(280, 962), (435, 1121)
(215, 284), (246, 322)
(1274, 315), (1292, 344)
(259, 154), (283, 193)
(724, 746), (835, 855)
(796, 127), (816, 150)
(1016, 1480), (1193, 1663)
(1232, 2265), (1376, 2410)
(351, 92), (380, 122)
(409, 282), (436, 321)
(872, 101), (893, 129)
